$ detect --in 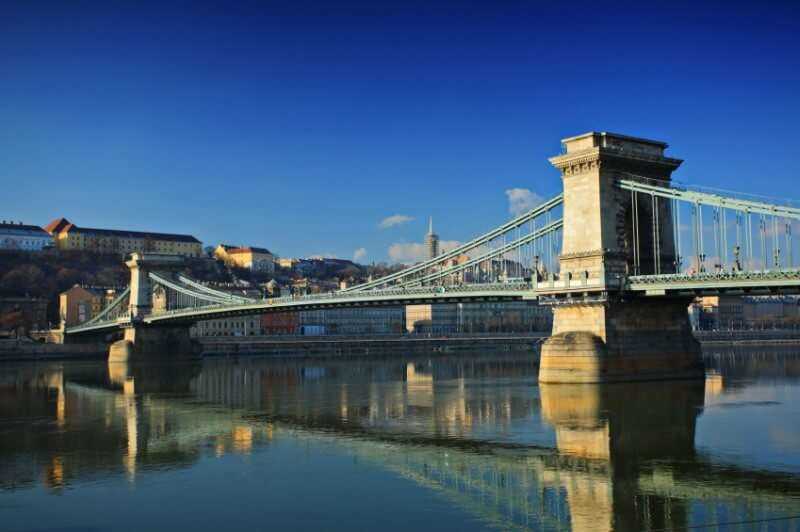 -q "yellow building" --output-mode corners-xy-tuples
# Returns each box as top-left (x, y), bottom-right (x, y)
(214, 244), (274, 273)
(276, 257), (298, 269)
(45, 218), (201, 257)
(59, 285), (117, 327)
